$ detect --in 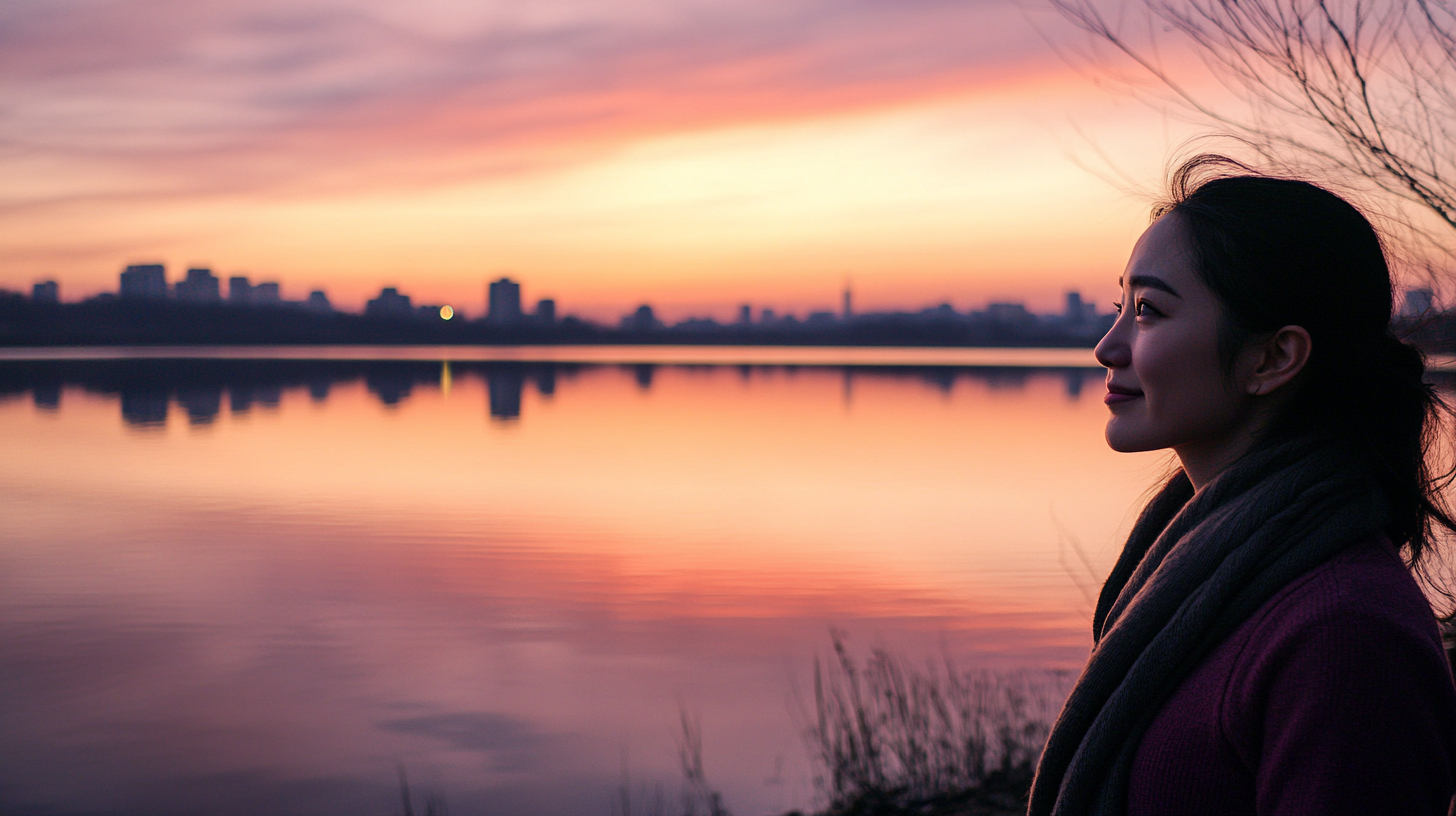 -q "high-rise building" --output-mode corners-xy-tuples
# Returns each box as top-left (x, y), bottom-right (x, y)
(31, 281), (58, 304)
(366, 287), (413, 317)
(535, 298), (556, 325)
(737, 304), (752, 325)
(488, 277), (523, 323)
(252, 282), (281, 305)
(843, 286), (853, 319)
(120, 264), (167, 299)
(306, 290), (332, 312)
(228, 276), (252, 304)
(622, 304), (660, 331)
(174, 268), (221, 302)
(1065, 291), (1095, 323)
